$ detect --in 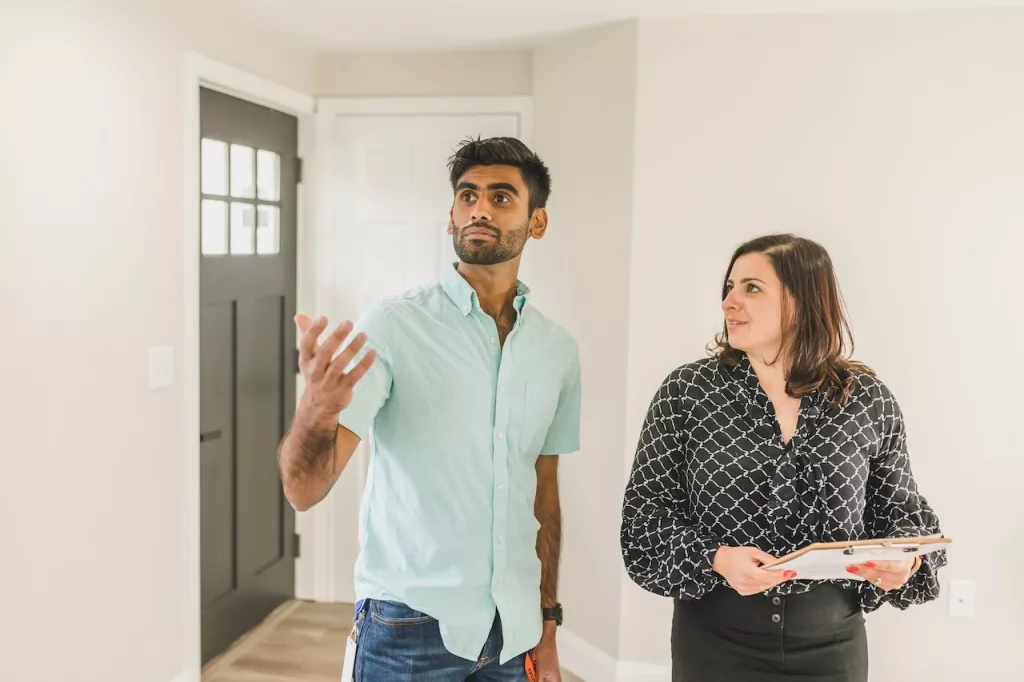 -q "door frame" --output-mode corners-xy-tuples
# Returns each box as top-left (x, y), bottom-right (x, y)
(310, 96), (534, 605)
(182, 52), (315, 682)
